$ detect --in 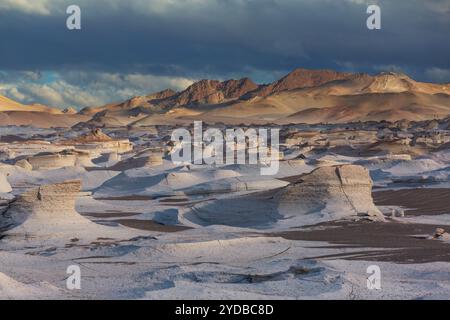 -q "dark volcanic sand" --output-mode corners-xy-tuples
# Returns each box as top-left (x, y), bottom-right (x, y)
(94, 195), (155, 201)
(81, 212), (139, 218)
(373, 188), (450, 216)
(114, 219), (191, 232)
(0, 135), (27, 143)
(272, 220), (450, 264)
